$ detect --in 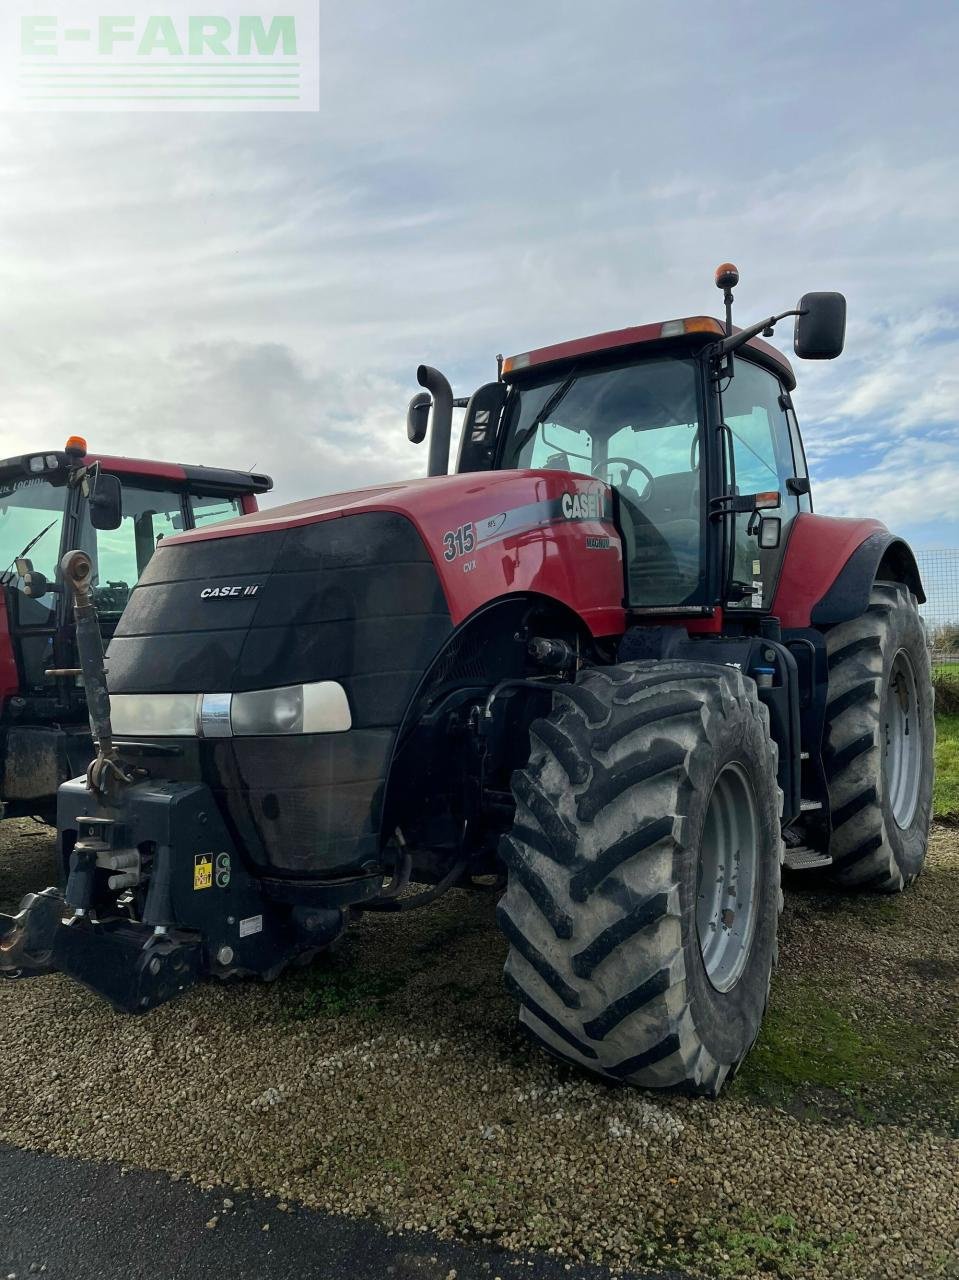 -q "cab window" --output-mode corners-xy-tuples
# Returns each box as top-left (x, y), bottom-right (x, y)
(79, 483), (184, 618)
(721, 359), (799, 607)
(0, 477), (66, 626)
(190, 493), (244, 529)
(501, 357), (704, 607)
